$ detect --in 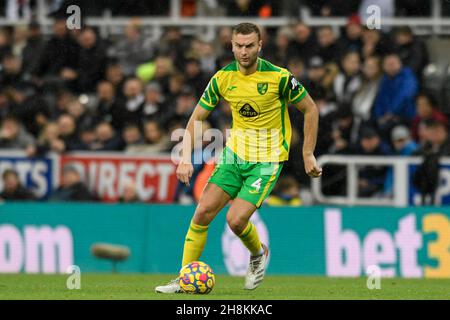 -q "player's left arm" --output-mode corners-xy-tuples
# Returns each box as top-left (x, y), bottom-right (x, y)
(294, 93), (322, 178)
